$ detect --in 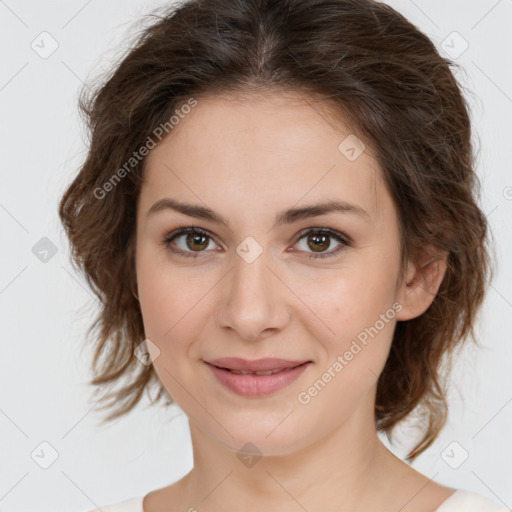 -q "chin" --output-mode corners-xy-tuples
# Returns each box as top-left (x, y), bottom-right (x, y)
(212, 420), (309, 458)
